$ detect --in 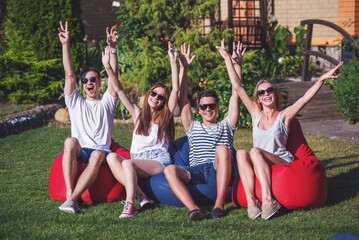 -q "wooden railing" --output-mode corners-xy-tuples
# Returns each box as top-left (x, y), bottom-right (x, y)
(298, 19), (356, 81)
